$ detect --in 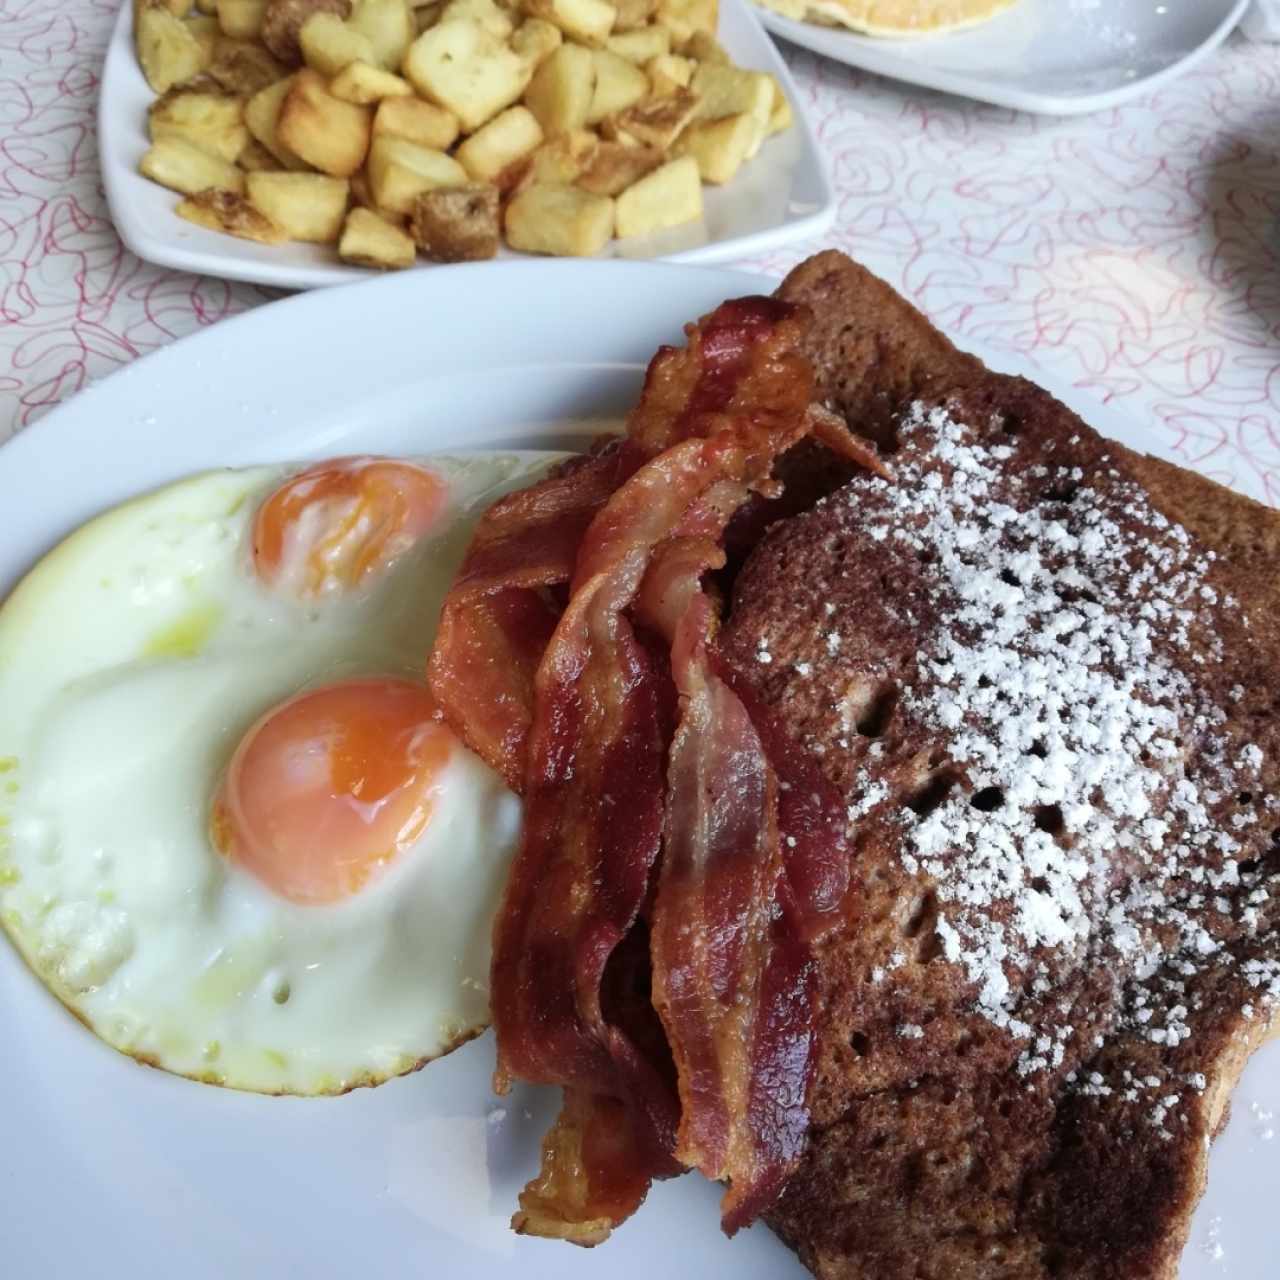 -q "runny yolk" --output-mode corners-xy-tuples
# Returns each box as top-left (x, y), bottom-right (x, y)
(252, 458), (446, 597)
(213, 678), (451, 906)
